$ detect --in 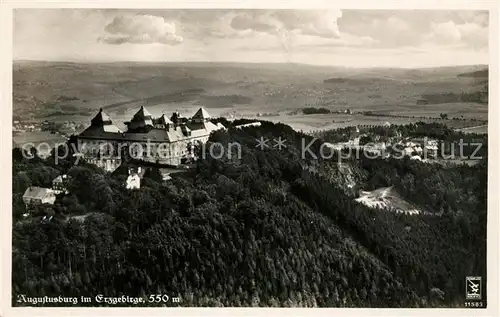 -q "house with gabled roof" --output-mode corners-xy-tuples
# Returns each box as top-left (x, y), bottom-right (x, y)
(22, 186), (56, 206)
(52, 174), (69, 194)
